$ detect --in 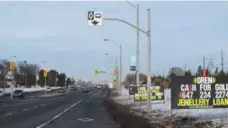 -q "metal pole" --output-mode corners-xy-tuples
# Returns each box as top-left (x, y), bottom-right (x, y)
(45, 77), (47, 95)
(147, 9), (151, 111)
(119, 45), (122, 90)
(136, 4), (140, 88)
(203, 56), (205, 70)
(115, 57), (118, 89)
(3, 72), (5, 93)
